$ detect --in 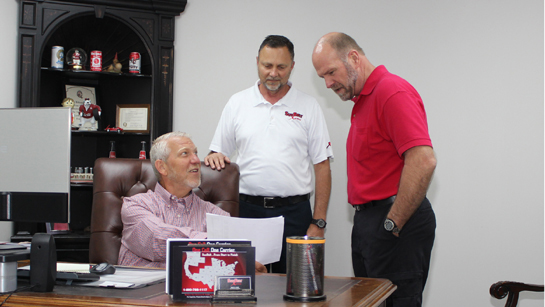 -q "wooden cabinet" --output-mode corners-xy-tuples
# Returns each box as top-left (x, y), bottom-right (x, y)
(15, 0), (186, 238)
